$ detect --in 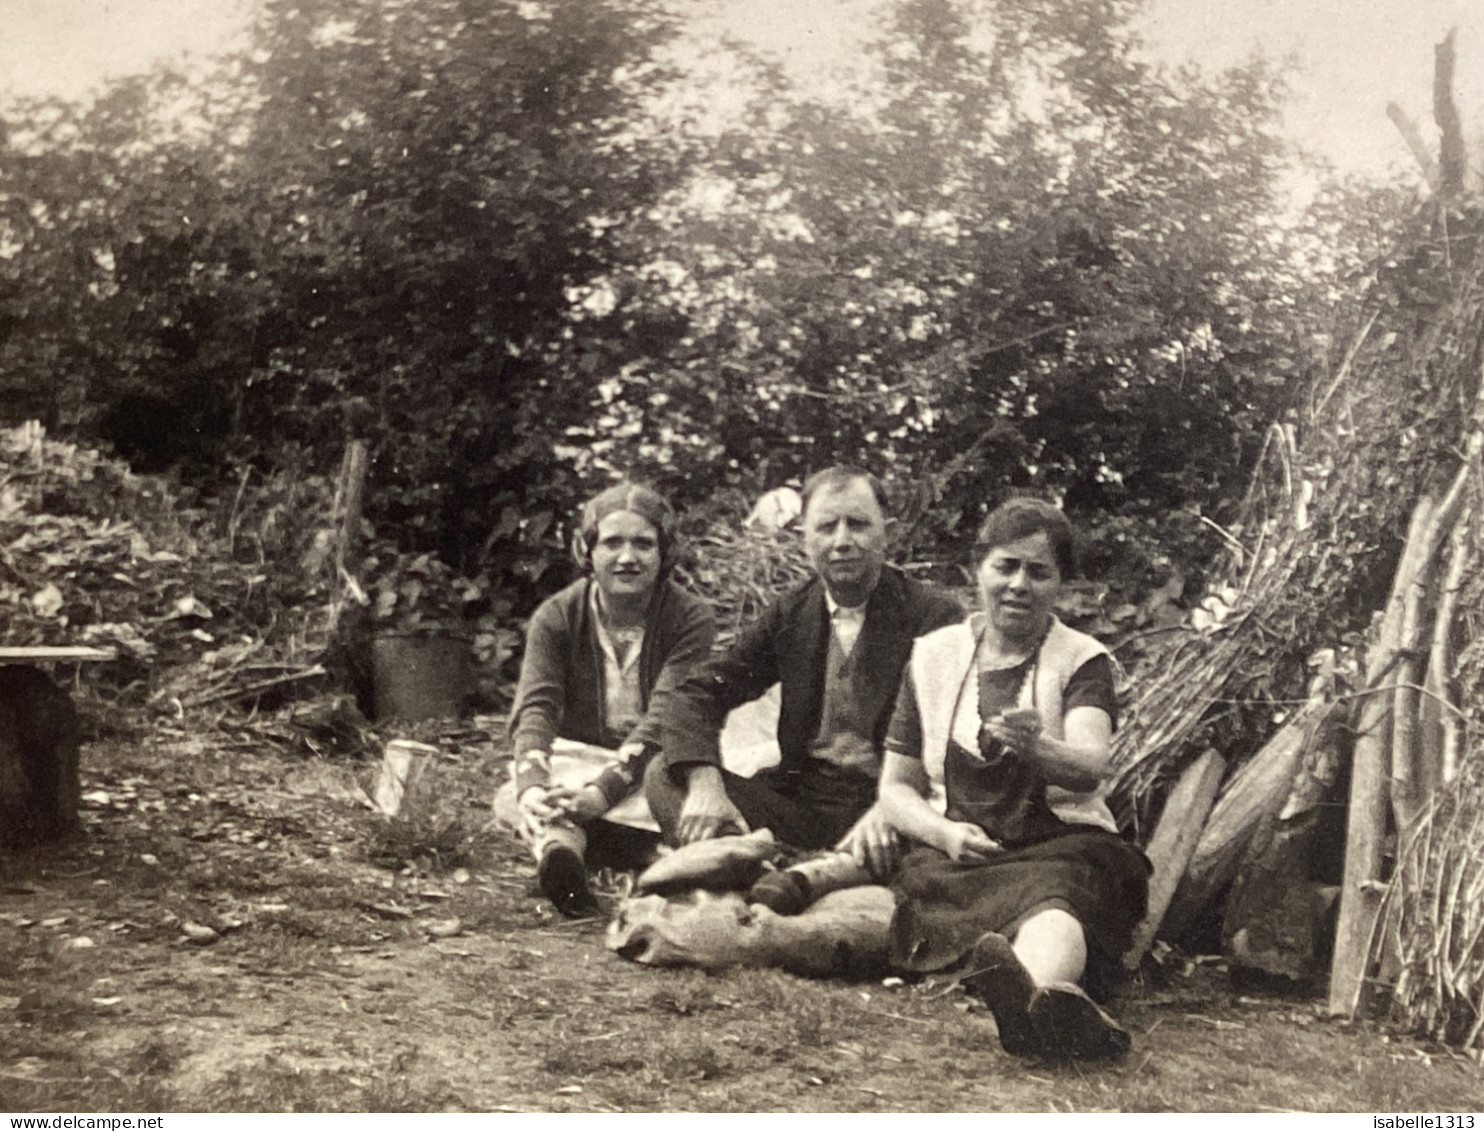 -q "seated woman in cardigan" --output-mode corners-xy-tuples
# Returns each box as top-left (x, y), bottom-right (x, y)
(877, 498), (1150, 1061)
(495, 483), (714, 917)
